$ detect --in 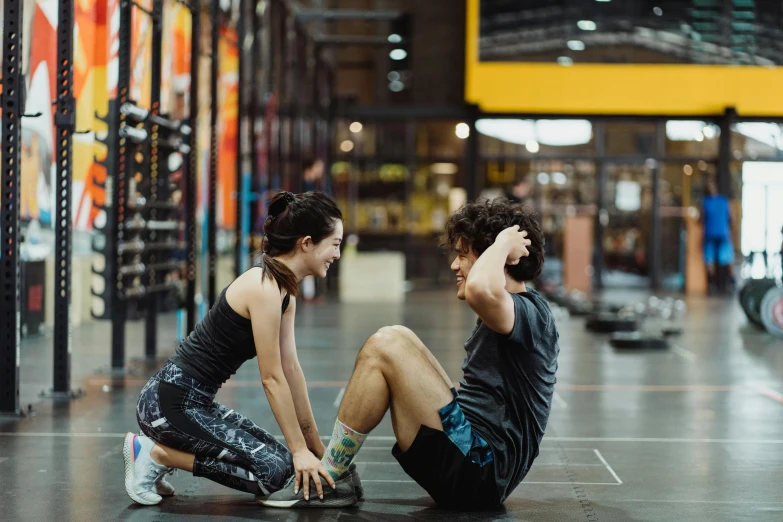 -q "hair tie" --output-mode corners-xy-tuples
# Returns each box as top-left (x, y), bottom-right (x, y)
(269, 191), (296, 218)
